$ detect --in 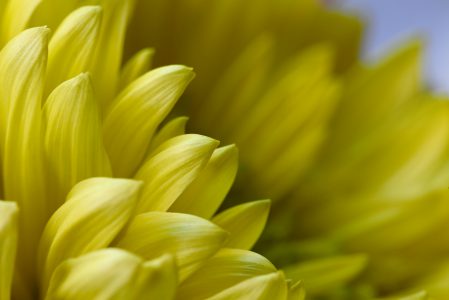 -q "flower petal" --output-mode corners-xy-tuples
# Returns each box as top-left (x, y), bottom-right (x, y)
(0, 0), (41, 45)
(119, 47), (154, 91)
(38, 177), (142, 290)
(134, 134), (218, 213)
(178, 248), (276, 300)
(146, 116), (189, 156)
(170, 144), (238, 219)
(43, 73), (112, 209)
(284, 254), (367, 297)
(45, 5), (102, 95)
(207, 271), (288, 300)
(0, 201), (18, 300)
(103, 65), (195, 177)
(212, 200), (270, 250)
(0, 27), (49, 281)
(116, 211), (228, 280)
(287, 281), (306, 300)
(90, 0), (136, 105)
(46, 249), (177, 300)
